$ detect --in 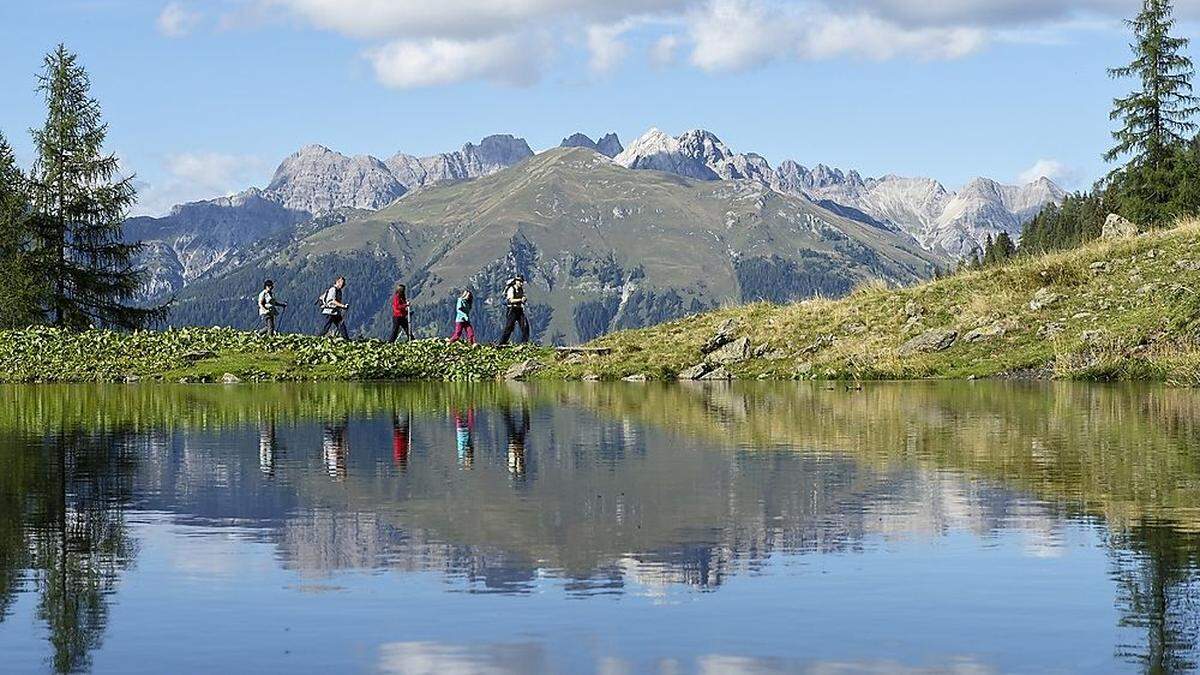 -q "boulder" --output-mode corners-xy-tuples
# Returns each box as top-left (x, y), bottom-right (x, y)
(622, 373), (649, 382)
(503, 359), (541, 381)
(1037, 322), (1065, 339)
(221, 373), (241, 384)
(582, 373), (602, 382)
(701, 318), (738, 354)
(706, 336), (751, 365)
(964, 323), (1006, 343)
(698, 365), (732, 380)
(1102, 213), (1137, 240)
(898, 328), (958, 356)
(678, 363), (709, 380)
(1029, 287), (1063, 311)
